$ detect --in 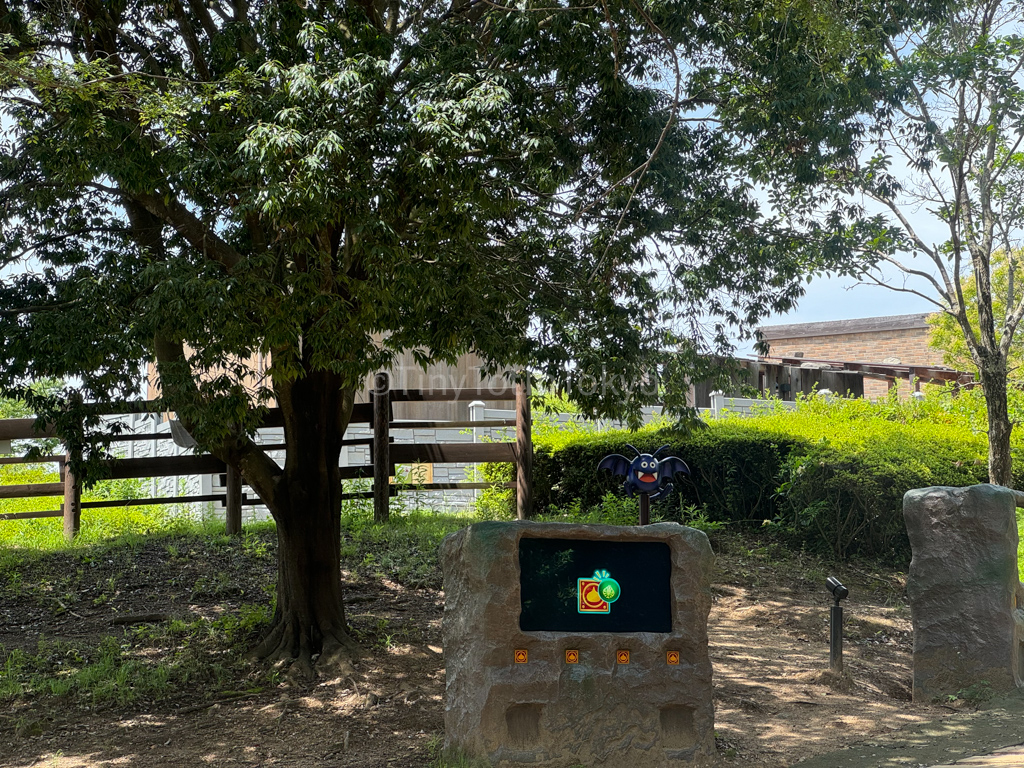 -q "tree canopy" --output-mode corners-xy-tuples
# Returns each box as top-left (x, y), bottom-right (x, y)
(0, 1), (919, 427)
(0, 0), (938, 672)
